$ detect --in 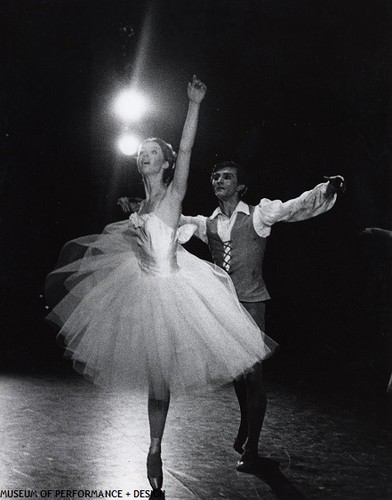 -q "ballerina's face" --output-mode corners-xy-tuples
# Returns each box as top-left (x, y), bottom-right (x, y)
(137, 141), (168, 177)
